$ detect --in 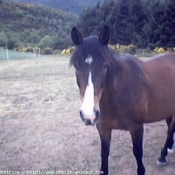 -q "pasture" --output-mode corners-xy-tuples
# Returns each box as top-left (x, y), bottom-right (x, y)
(0, 48), (35, 61)
(0, 56), (174, 175)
